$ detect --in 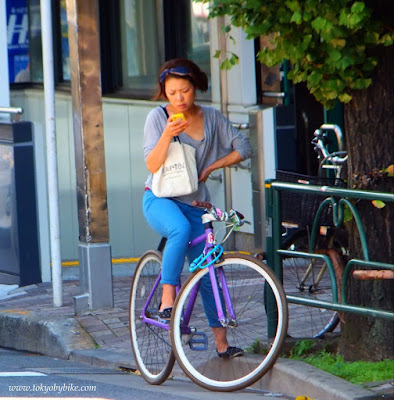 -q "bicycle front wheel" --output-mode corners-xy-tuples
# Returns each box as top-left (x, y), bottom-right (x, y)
(170, 254), (288, 392)
(129, 250), (175, 384)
